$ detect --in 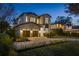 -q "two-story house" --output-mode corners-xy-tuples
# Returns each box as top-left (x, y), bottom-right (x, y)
(14, 12), (51, 38)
